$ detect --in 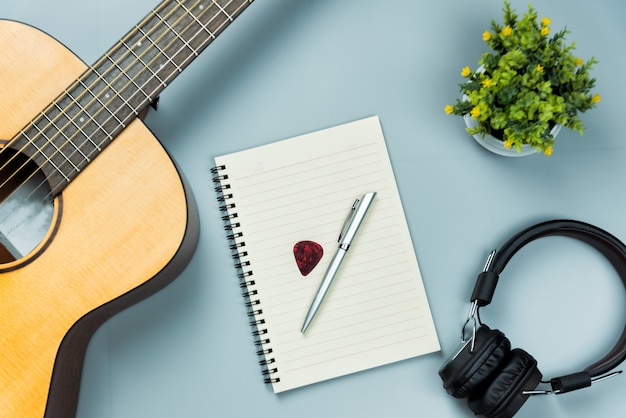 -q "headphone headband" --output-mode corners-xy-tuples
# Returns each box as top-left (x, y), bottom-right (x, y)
(470, 219), (626, 385)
